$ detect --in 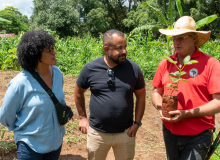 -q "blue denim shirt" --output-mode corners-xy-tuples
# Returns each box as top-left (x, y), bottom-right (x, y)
(0, 66), (65, 153)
